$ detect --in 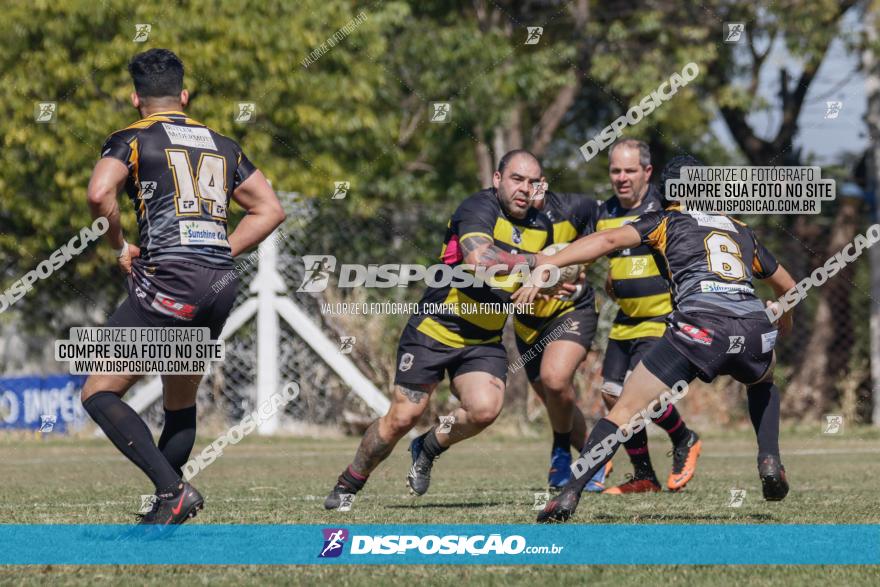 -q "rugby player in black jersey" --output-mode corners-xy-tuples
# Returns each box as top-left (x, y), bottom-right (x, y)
(514, 158), (796, 522)
(595, 140), (701, 494)
(325, 150), (553, 509)
(512, 191), (610, 491)
(81, 49), (285, 524)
